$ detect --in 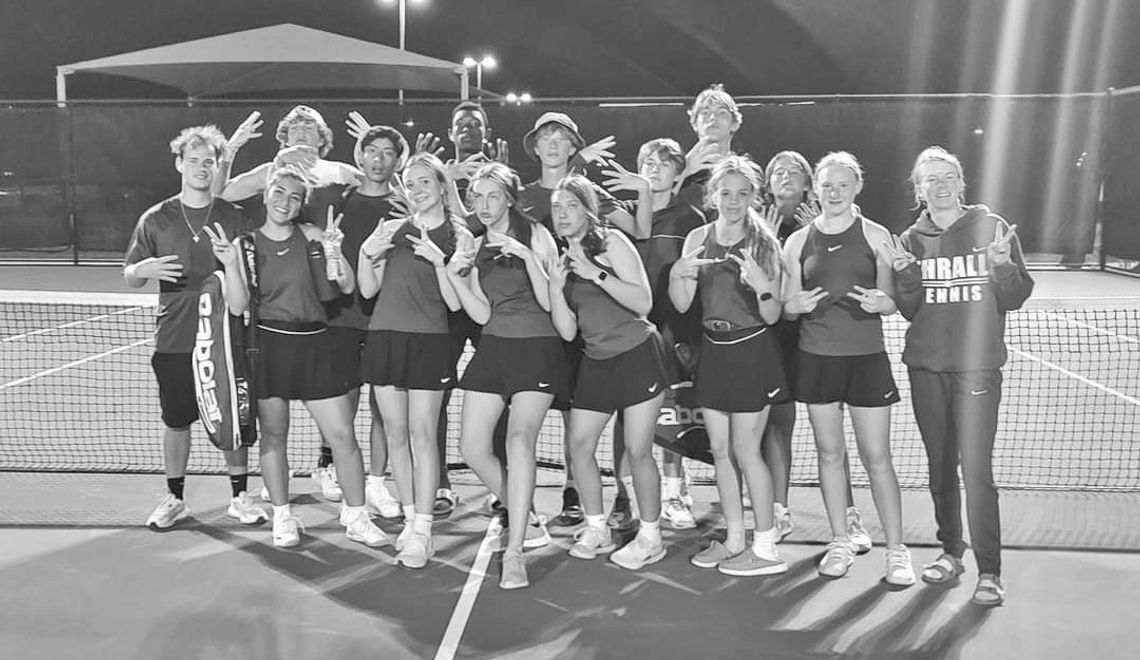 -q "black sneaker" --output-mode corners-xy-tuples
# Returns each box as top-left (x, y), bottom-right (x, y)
(550, 487), (585, 527)
(607, 496), (636, 532)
